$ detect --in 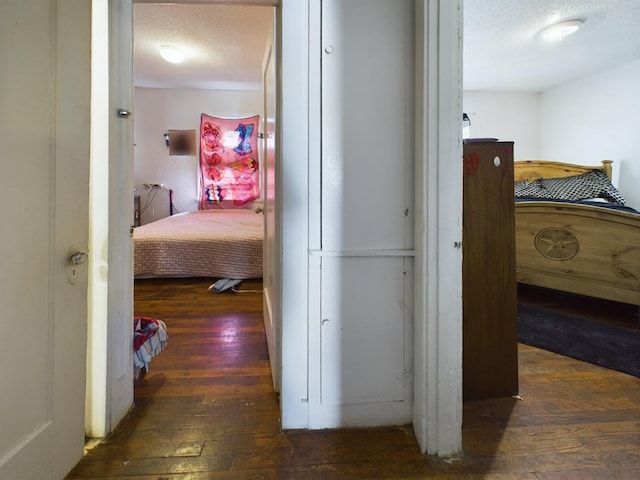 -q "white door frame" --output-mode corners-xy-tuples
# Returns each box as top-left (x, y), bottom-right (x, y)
(412, 0), (463, 456)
